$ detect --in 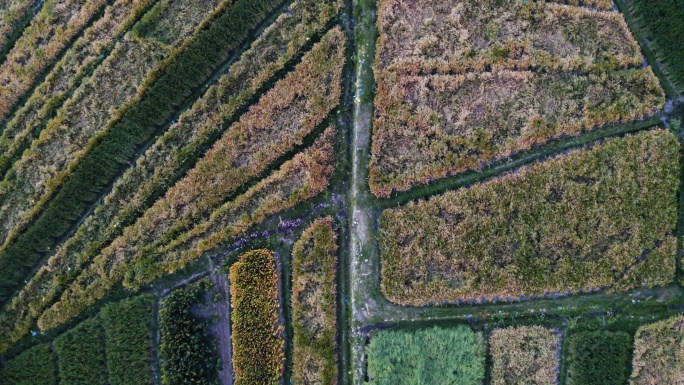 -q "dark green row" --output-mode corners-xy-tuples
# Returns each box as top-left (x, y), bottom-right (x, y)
(628, 0), (684, 91)
(567, 331), (632, 385)
(0, 0), (287, 304)
(0, 295), (153, 385)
